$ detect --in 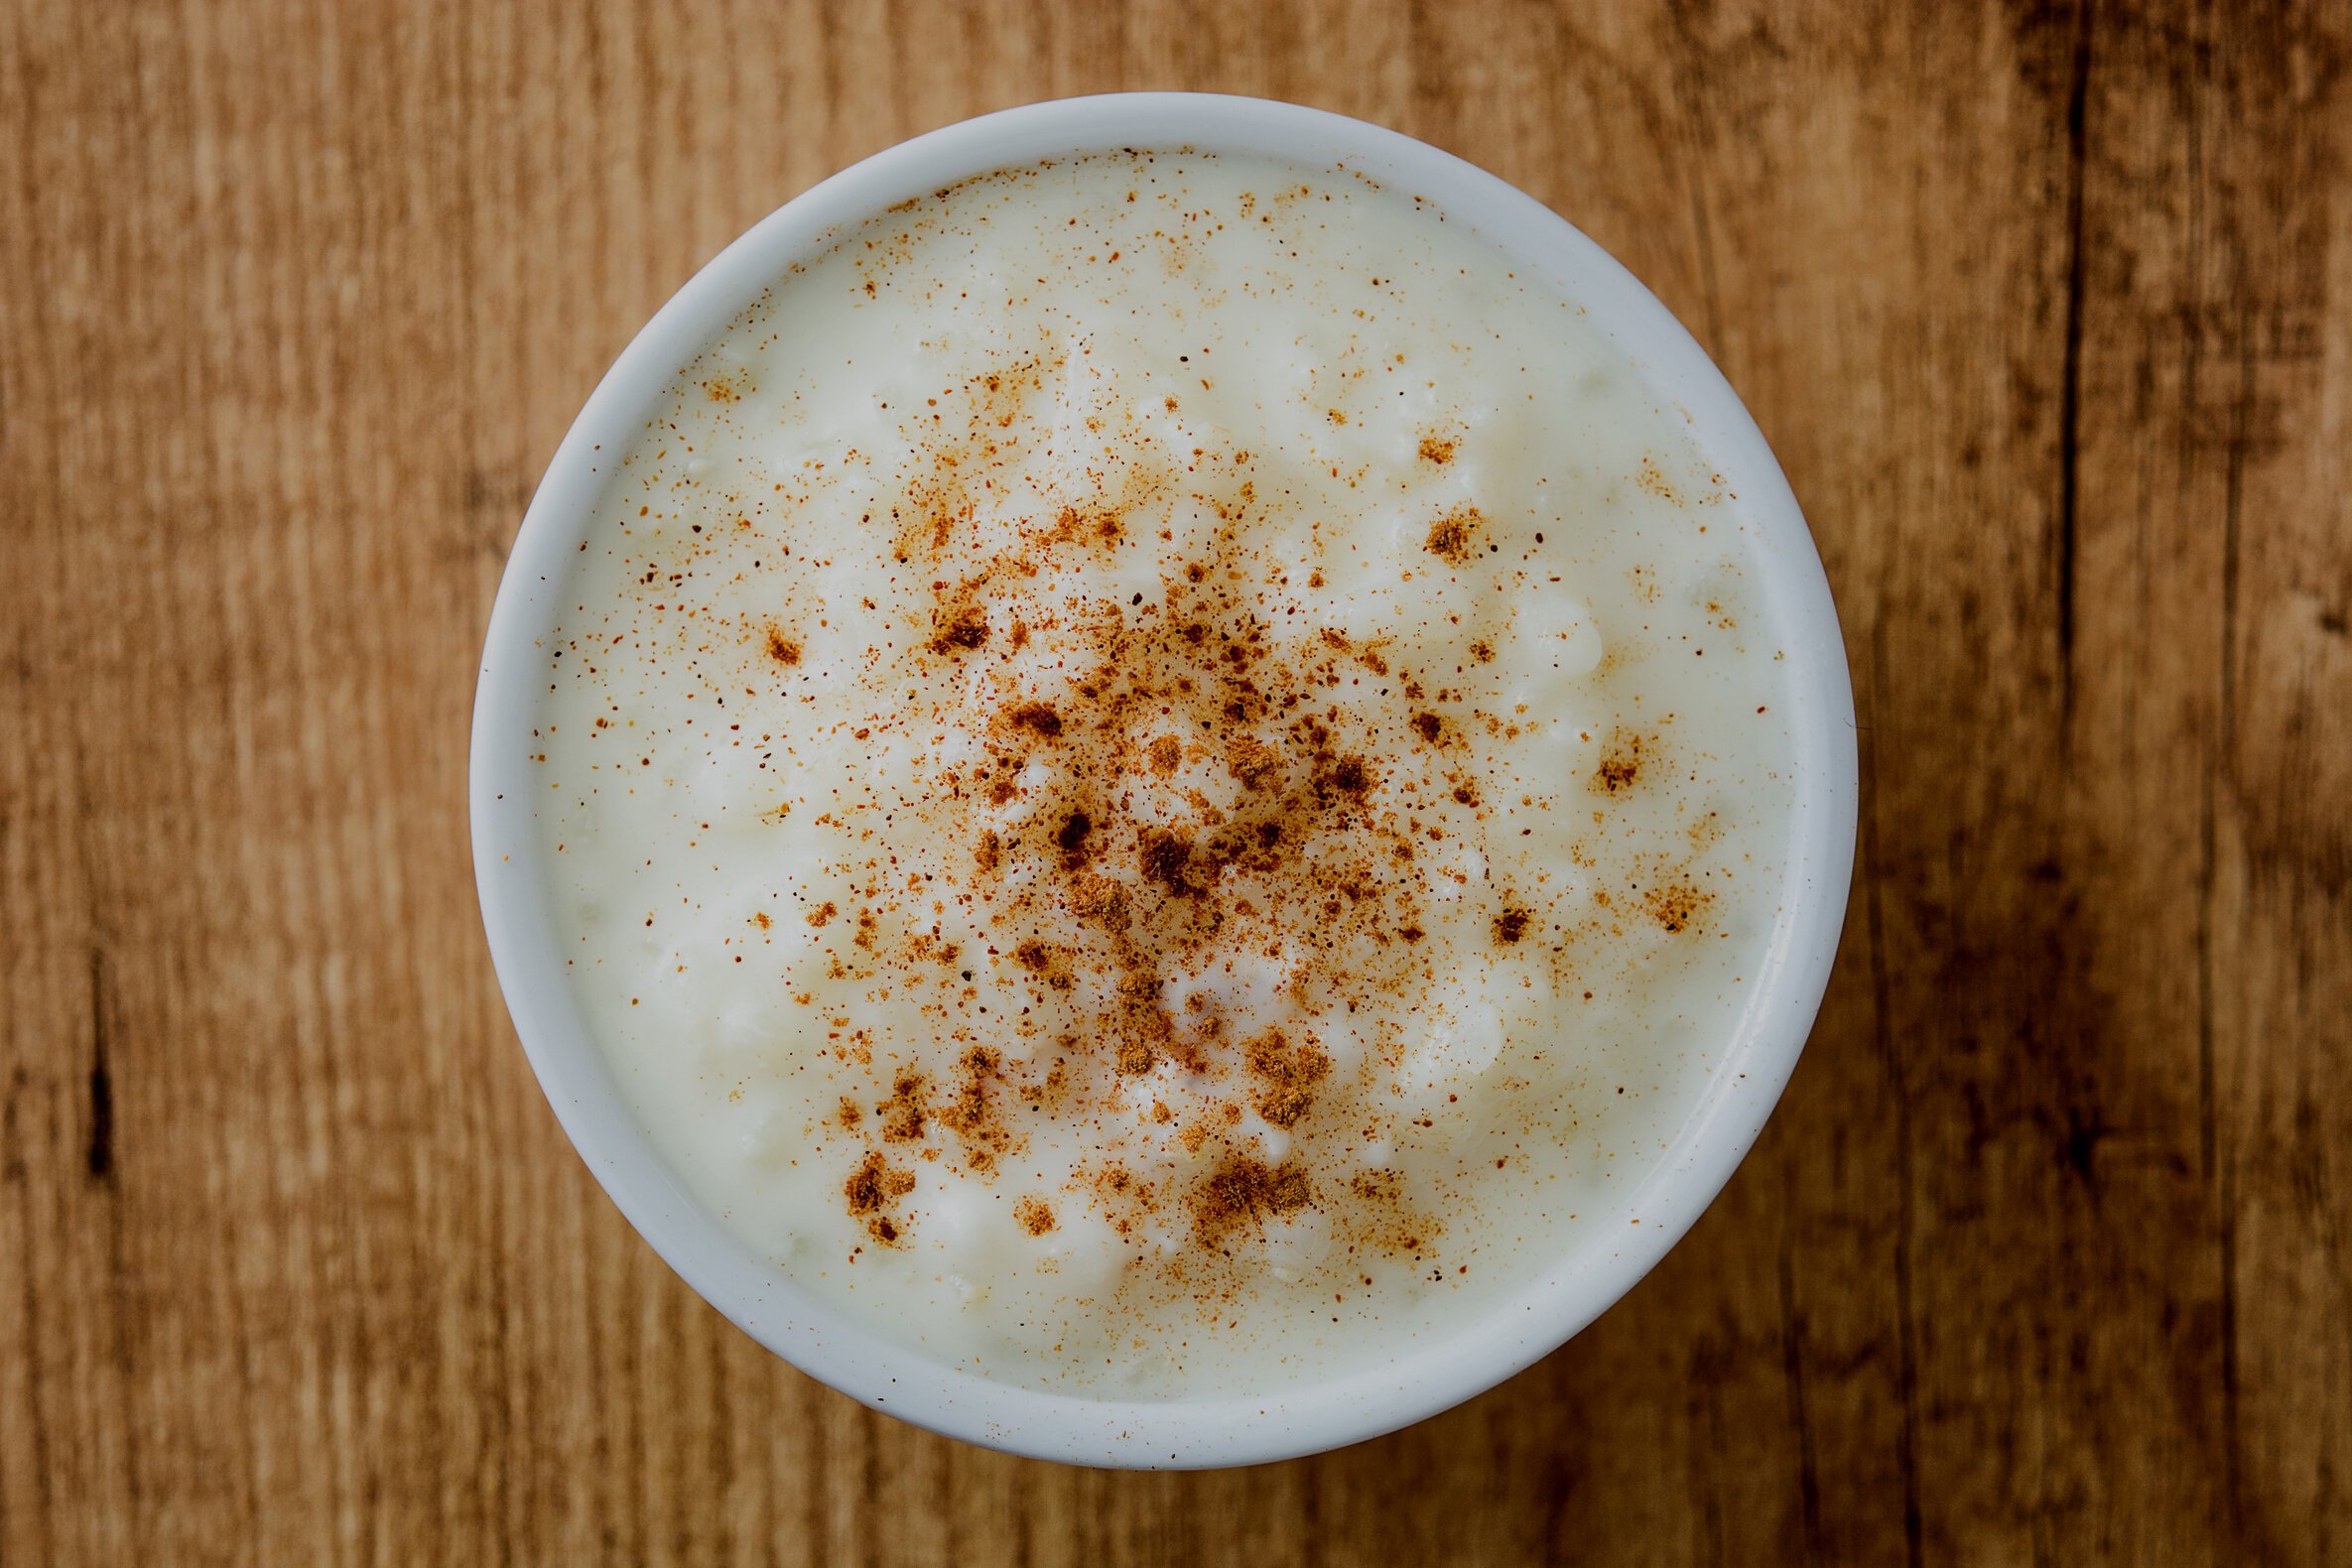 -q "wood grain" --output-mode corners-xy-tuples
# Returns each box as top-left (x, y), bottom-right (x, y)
(4, 1), (2349, 1561)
